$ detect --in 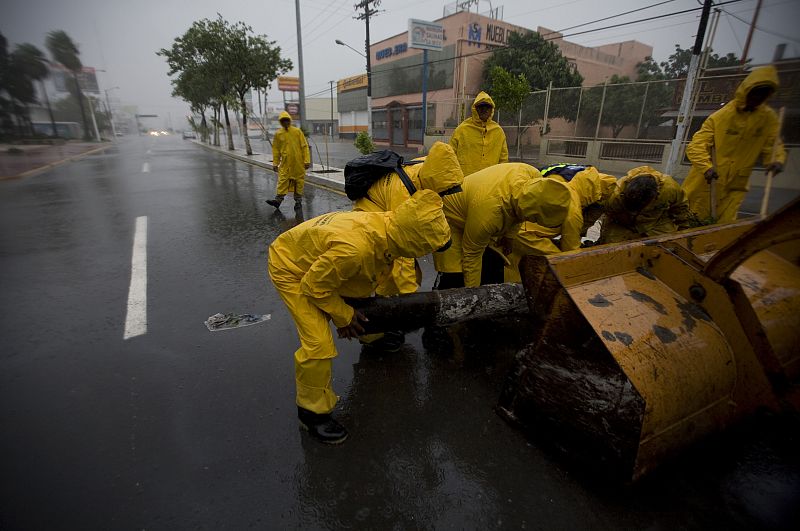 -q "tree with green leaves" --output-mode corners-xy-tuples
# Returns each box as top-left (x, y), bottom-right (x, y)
(12, 43), (56, 137)
(159, 15), (291, 155)
(578, 75), (648, 138)
(661, 44), (743, 79)
(46, 30), (89, 139)
(483, 31), (583, 129)
(488, 66), (530, 154)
